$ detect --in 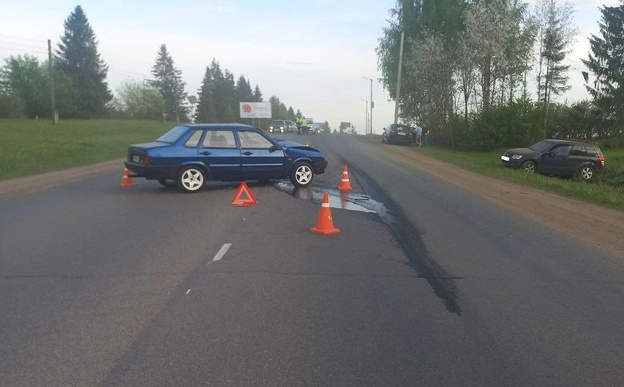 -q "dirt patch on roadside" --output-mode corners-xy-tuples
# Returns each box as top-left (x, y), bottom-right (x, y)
(0, 159), (125, 199)
(382, 144), (624, 259)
